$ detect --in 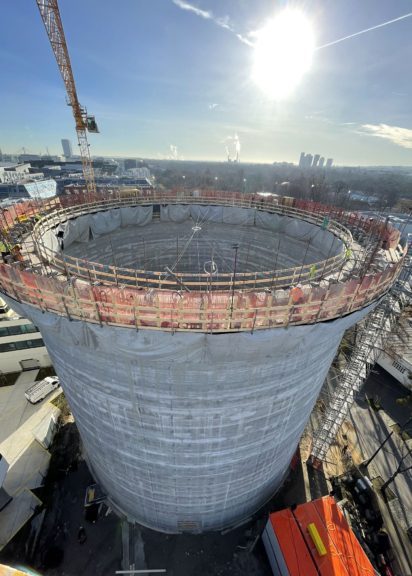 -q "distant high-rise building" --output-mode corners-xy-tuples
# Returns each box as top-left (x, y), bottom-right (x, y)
(299, 152), (329, 169)
(61, 139), (73, 159)
(326, 158), (333, 168)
